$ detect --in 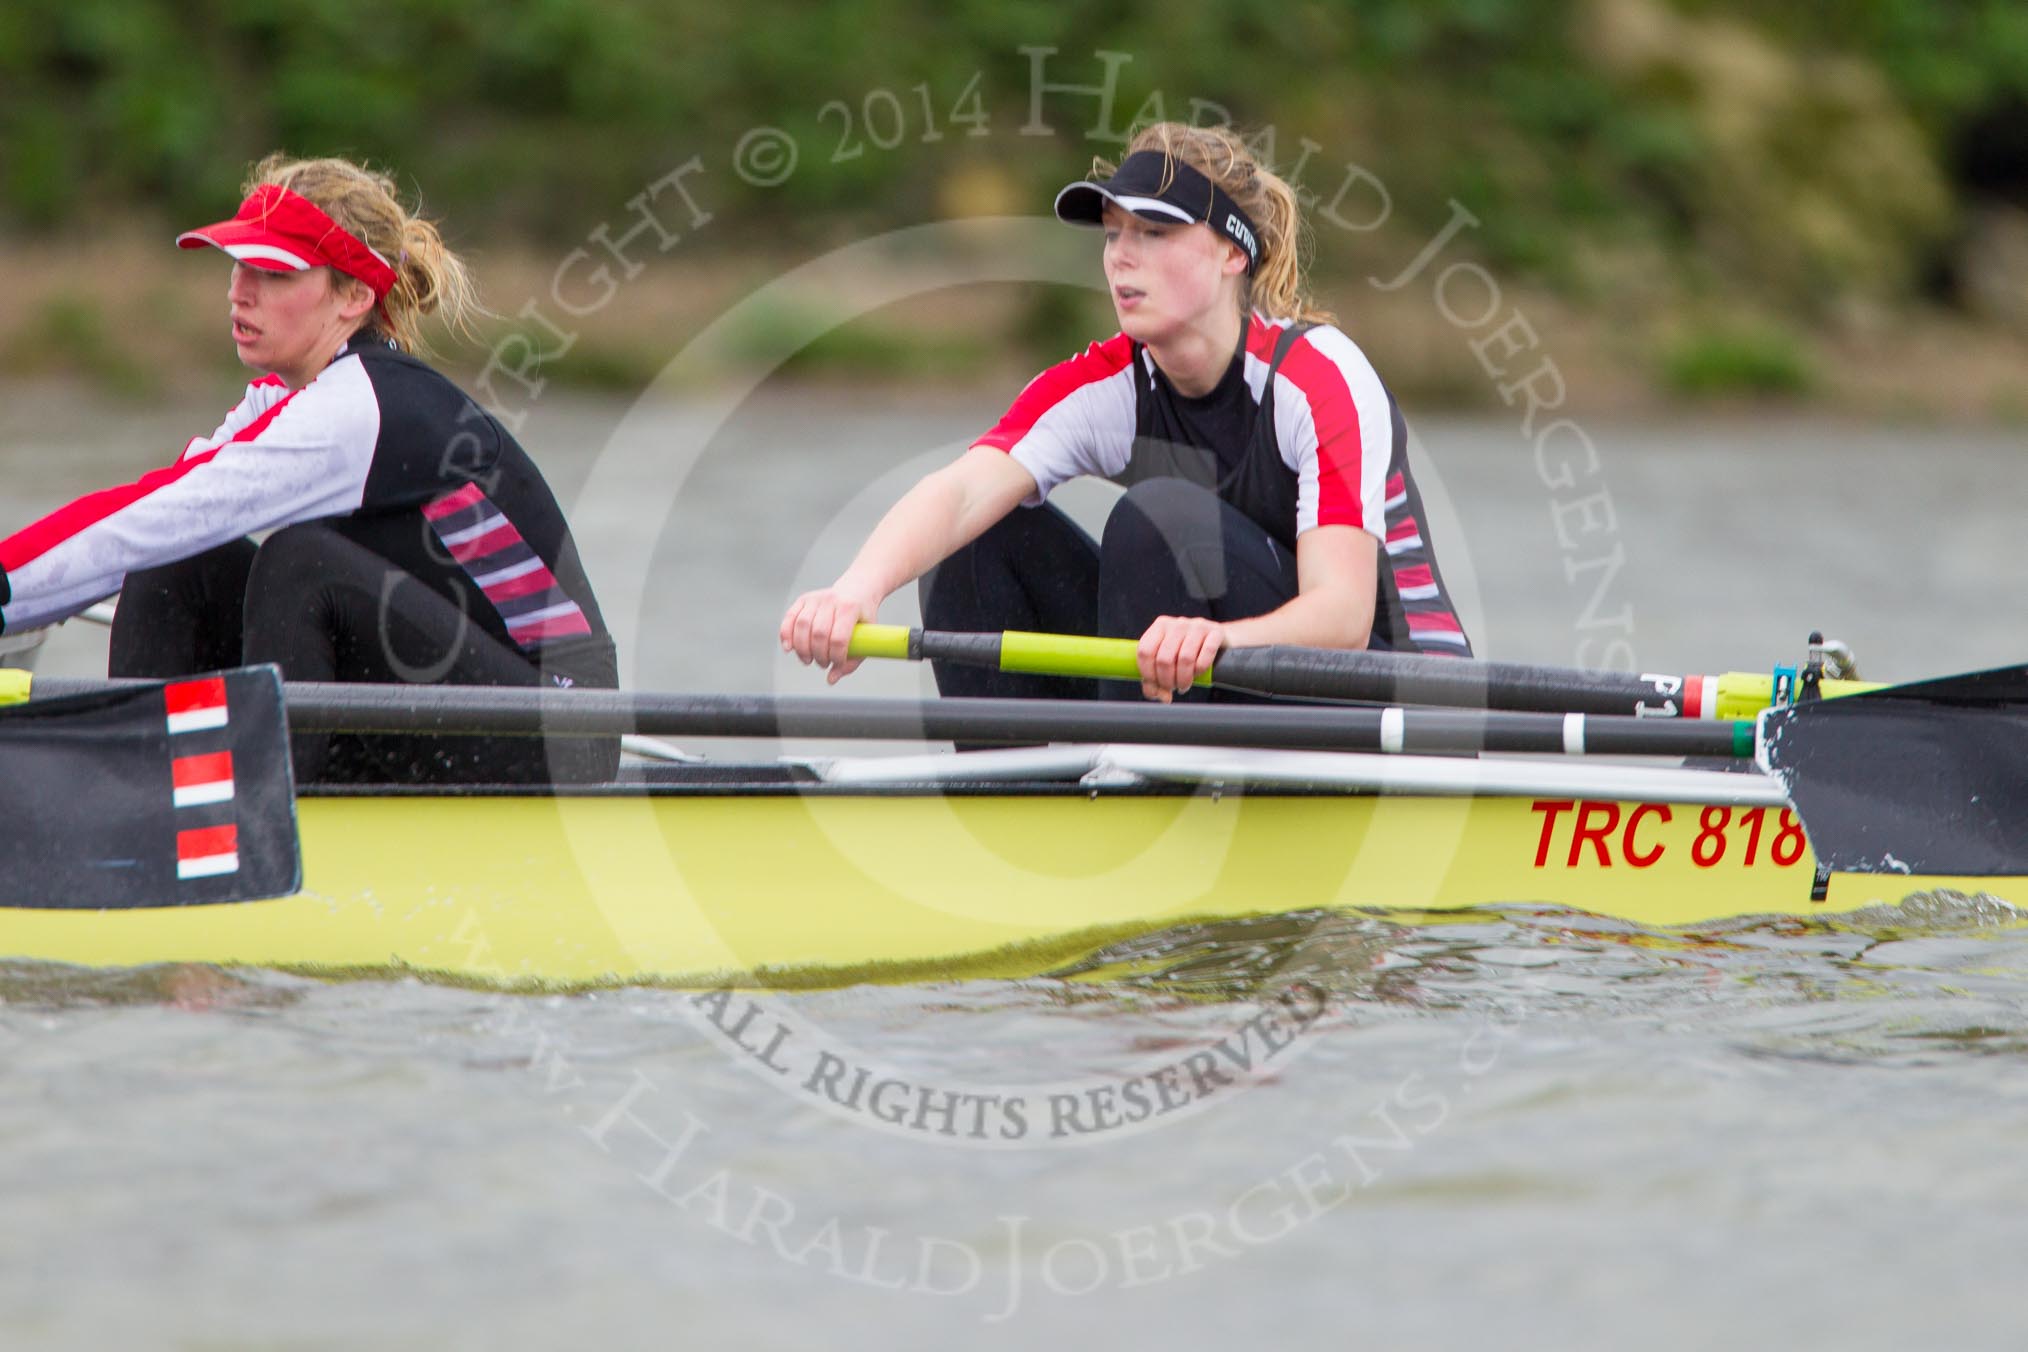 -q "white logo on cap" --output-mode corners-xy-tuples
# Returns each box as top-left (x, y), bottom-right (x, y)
(1224, 213), (1258, 259)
